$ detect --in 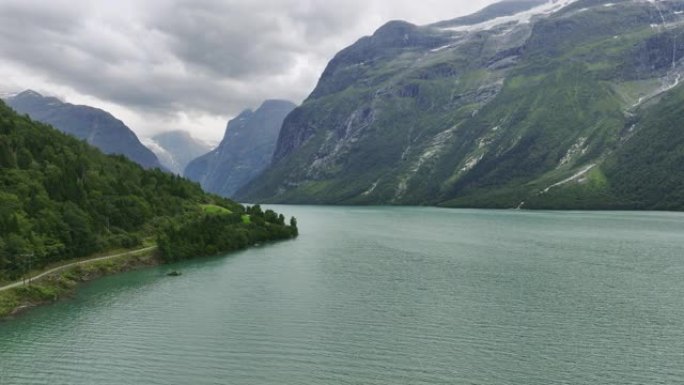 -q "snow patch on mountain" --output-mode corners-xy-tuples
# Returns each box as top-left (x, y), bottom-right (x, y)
(441, 0), (580, 33)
